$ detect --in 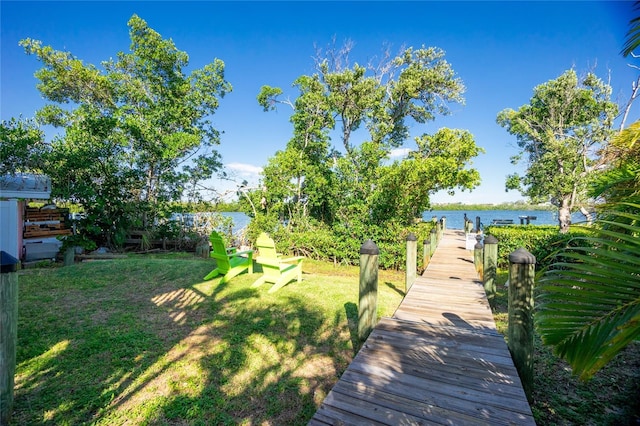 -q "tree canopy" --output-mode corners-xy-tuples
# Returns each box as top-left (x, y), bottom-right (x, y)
(20, 15), (231, 246)
(0, 117), (46, 176)
(249, 44), (483, 266)
(497, 69), (618, 233)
